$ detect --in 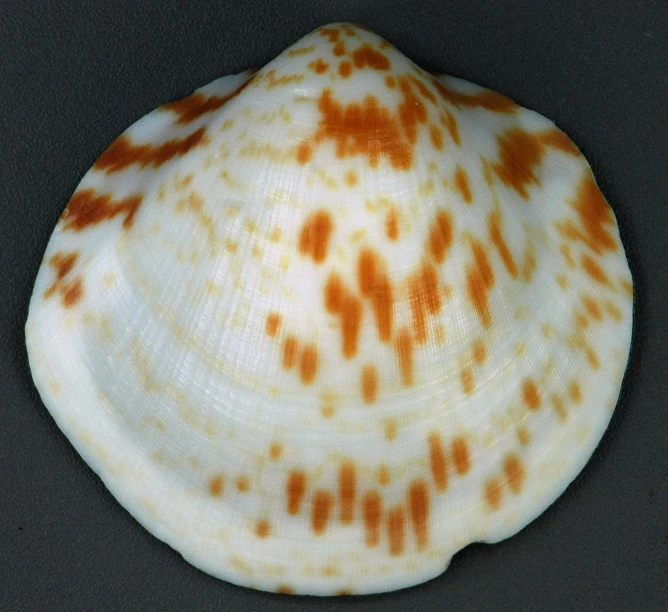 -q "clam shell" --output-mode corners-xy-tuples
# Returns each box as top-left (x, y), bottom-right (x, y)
(26, 23), (633, 595)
